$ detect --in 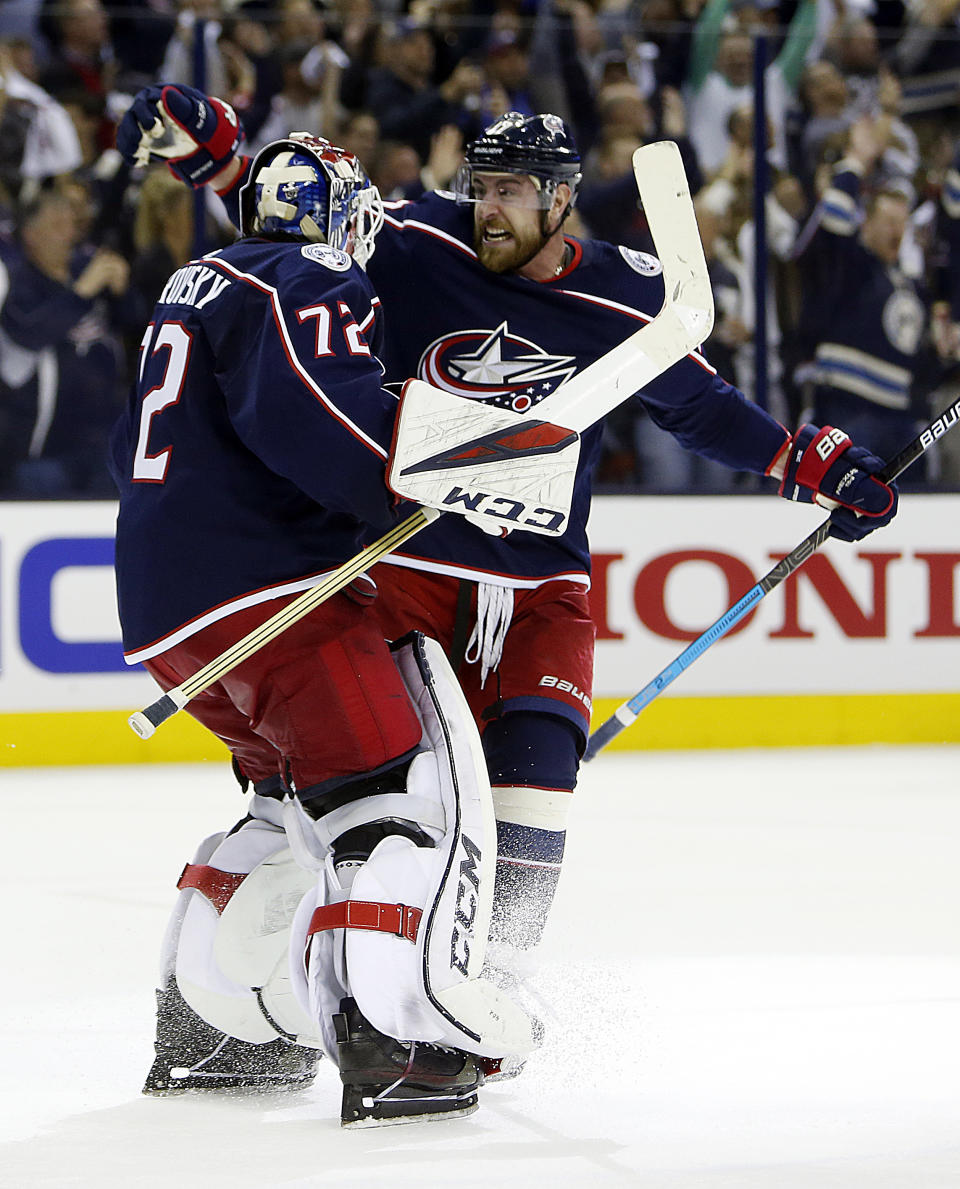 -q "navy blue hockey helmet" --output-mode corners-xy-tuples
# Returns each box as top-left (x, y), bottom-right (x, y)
(239, 132), (384, 267)
(455, 112), (582, 210)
